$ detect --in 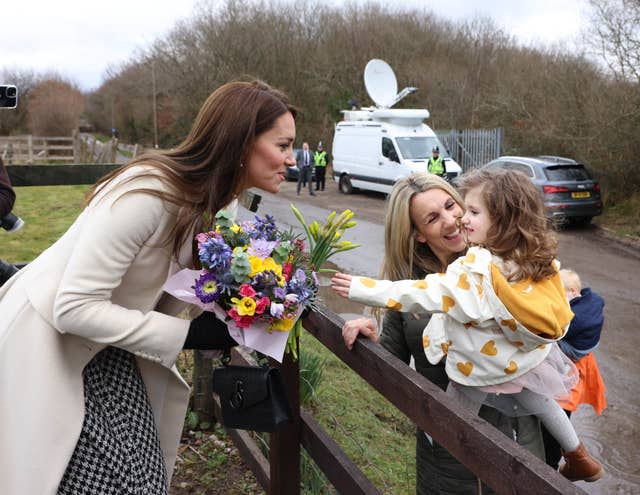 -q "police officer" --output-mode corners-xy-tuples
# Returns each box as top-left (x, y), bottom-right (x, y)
(313, 141), (328, 191)
(427, 146), (445, 177)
